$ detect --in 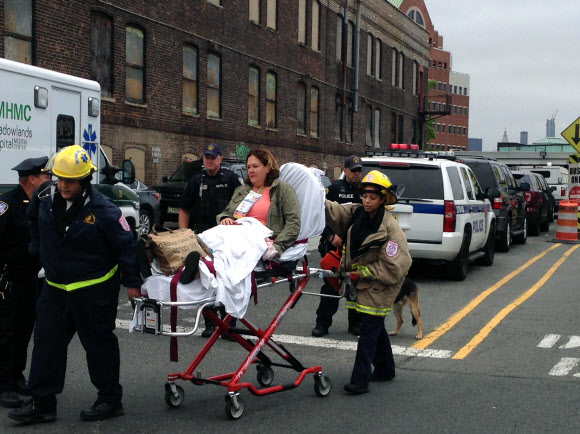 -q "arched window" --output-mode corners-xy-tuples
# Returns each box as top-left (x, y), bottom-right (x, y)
(296, 82), (306, 135)
(207, 53), (221, 119)
(183, 45), (198, 114)
(126, 26), (145, 103)
(366, 34), (374, 76)
(125, 147), (145, 182)
(310, 86), (319, 138)
(91, 12), (113, 97)
(248, 66), (260, 126)
(266, 71), (277, 128)
(375, 39), (382, 80)
(311, 0), (320, 51)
